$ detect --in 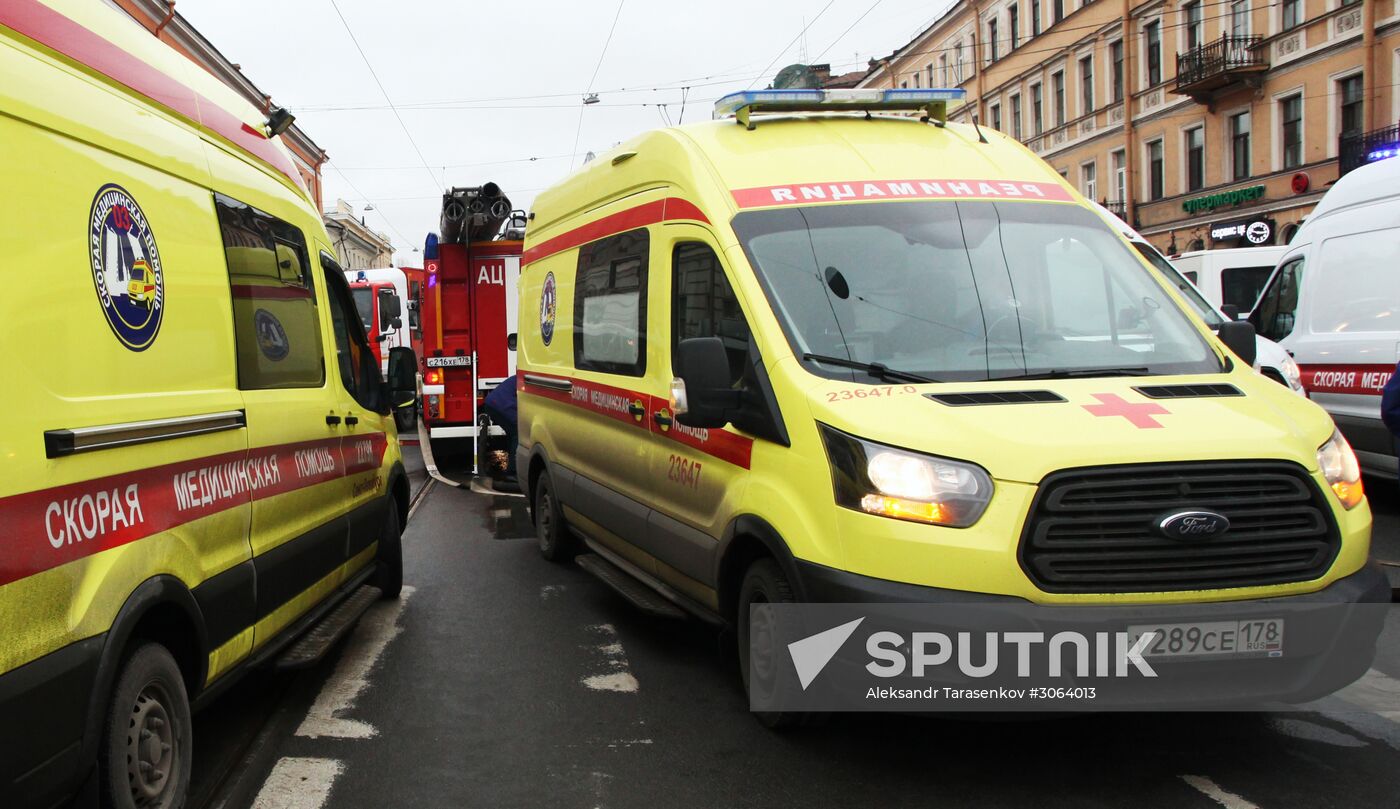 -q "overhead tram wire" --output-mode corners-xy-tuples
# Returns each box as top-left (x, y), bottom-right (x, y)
(326, 161), (415, 250)
(745, 0), (838, 90)
(328, 0), (442, 194)
(571, 0), (628, 171)
(812, 0), (885, 63)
